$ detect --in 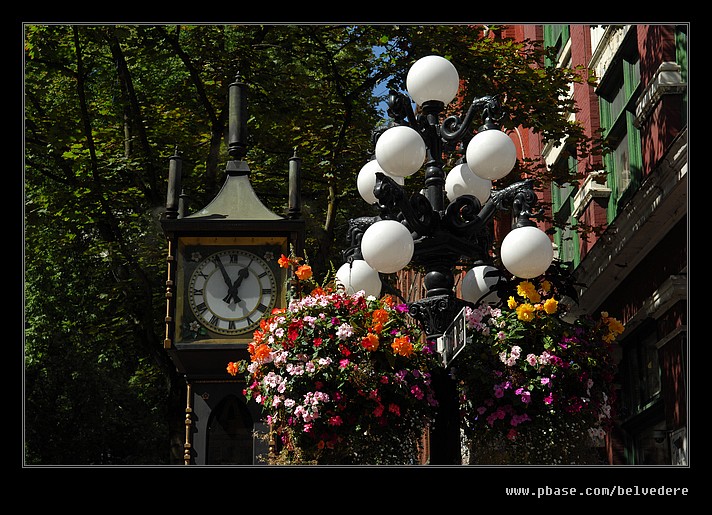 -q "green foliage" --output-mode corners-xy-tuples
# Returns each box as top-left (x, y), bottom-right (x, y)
(24, 23), (601, 464)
